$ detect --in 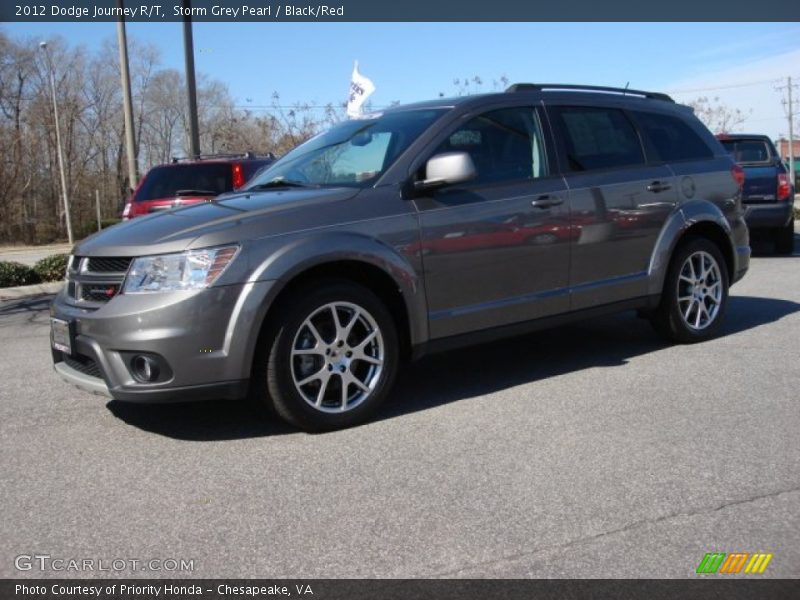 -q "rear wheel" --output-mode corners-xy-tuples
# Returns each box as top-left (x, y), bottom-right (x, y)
(774, 217), (795, 255)
(651, 237), (729, 343)
(252, 281), (399, 432)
